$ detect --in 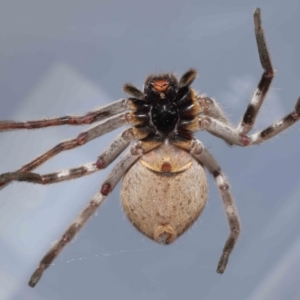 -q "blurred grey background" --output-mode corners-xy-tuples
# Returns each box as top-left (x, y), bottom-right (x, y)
(0, 0), (300, 299)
